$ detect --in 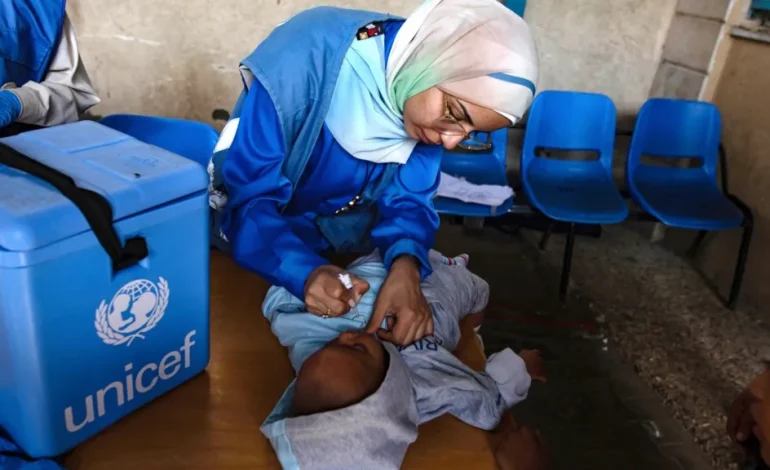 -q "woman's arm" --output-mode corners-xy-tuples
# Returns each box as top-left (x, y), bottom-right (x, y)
(219, 81), (328, 299)
(365, 144), (443, 345)
(371, 143), (443, 278)
(10, 15), (100, 127)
